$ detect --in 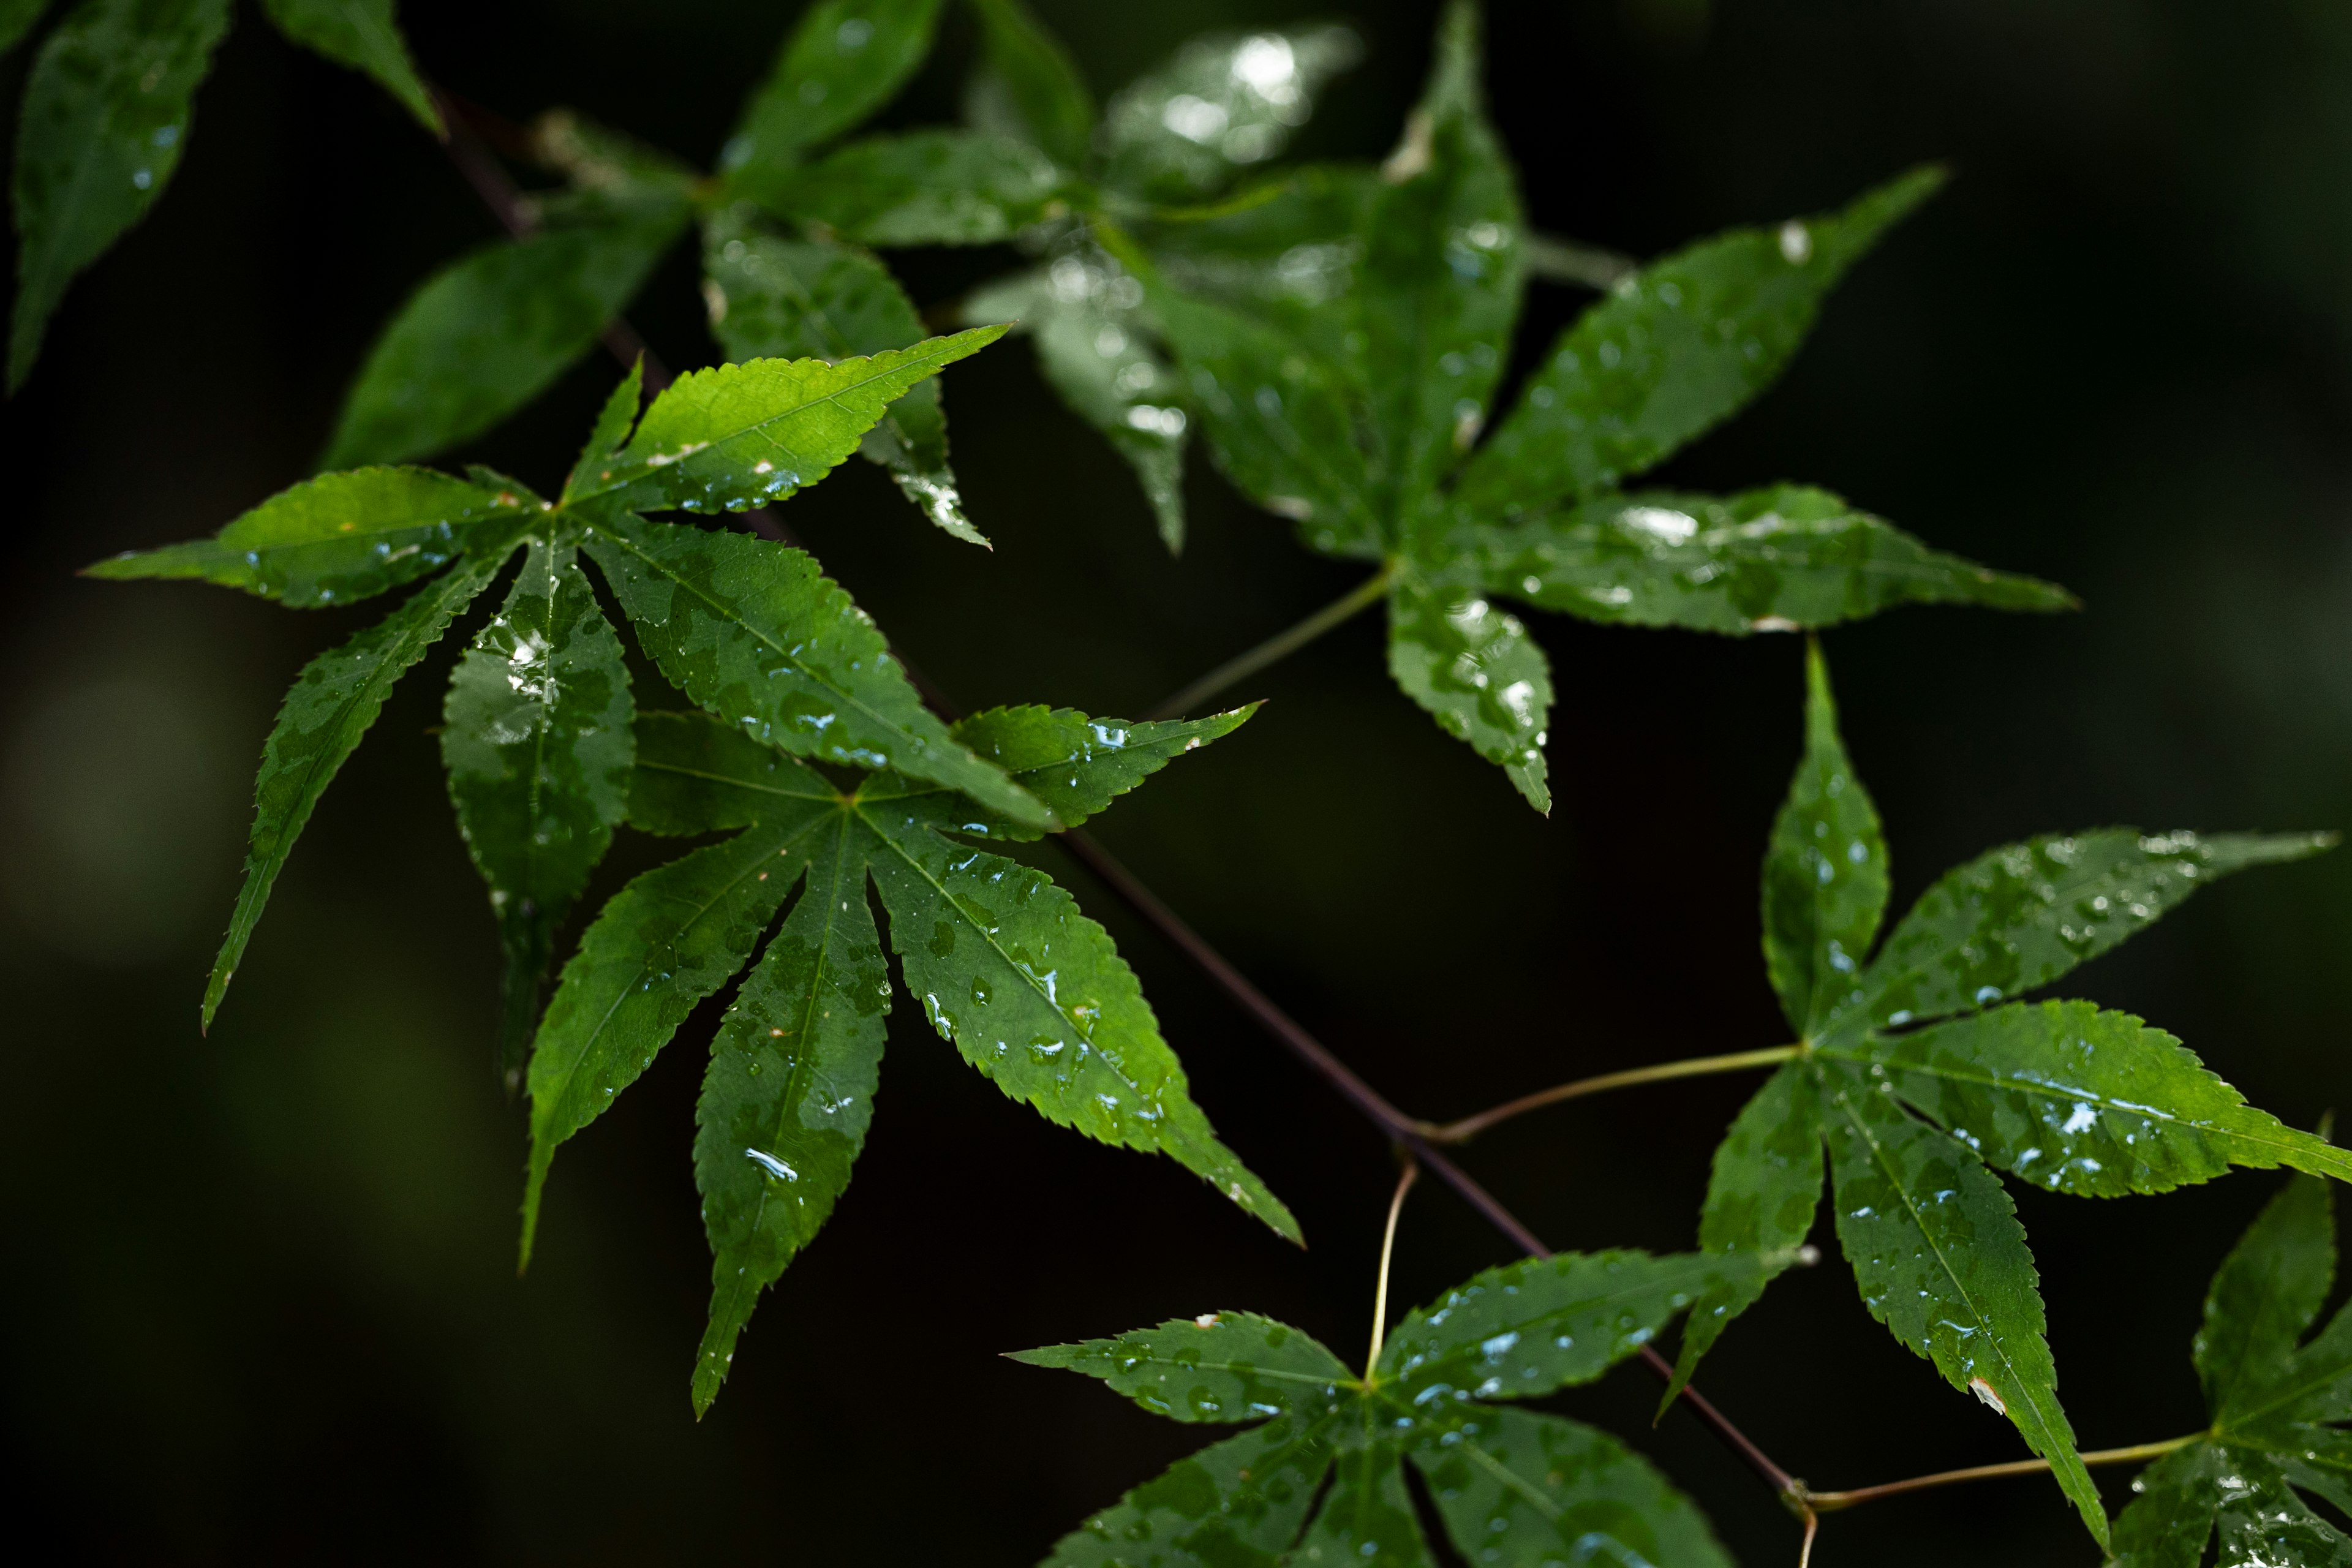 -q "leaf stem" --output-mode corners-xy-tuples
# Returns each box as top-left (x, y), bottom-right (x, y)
(1364, 1159), (1420, 1381)
(1144, 564), (1396, 721)
(1797, 1433), (2201, 1513)
(1525, 233), (1638, 290)
(1424, 1046), (1803, 1144)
